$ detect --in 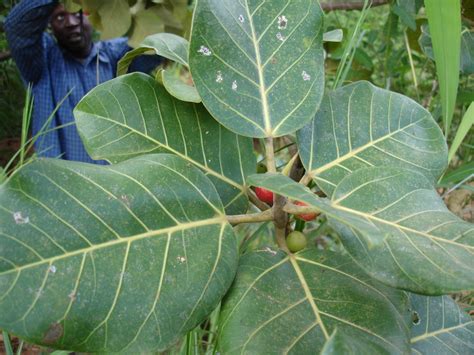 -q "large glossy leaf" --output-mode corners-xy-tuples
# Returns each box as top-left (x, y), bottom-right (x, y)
(74, 73), (255, 214)
(331, 167), (474, 294)
(297, 81), (448, 197)
(0, 154), (238, 352)
(218, 249), (411, 354)
(189, 0), (325, 138)
(247, 169), (474, 294)
(409, 294), (474, 354)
